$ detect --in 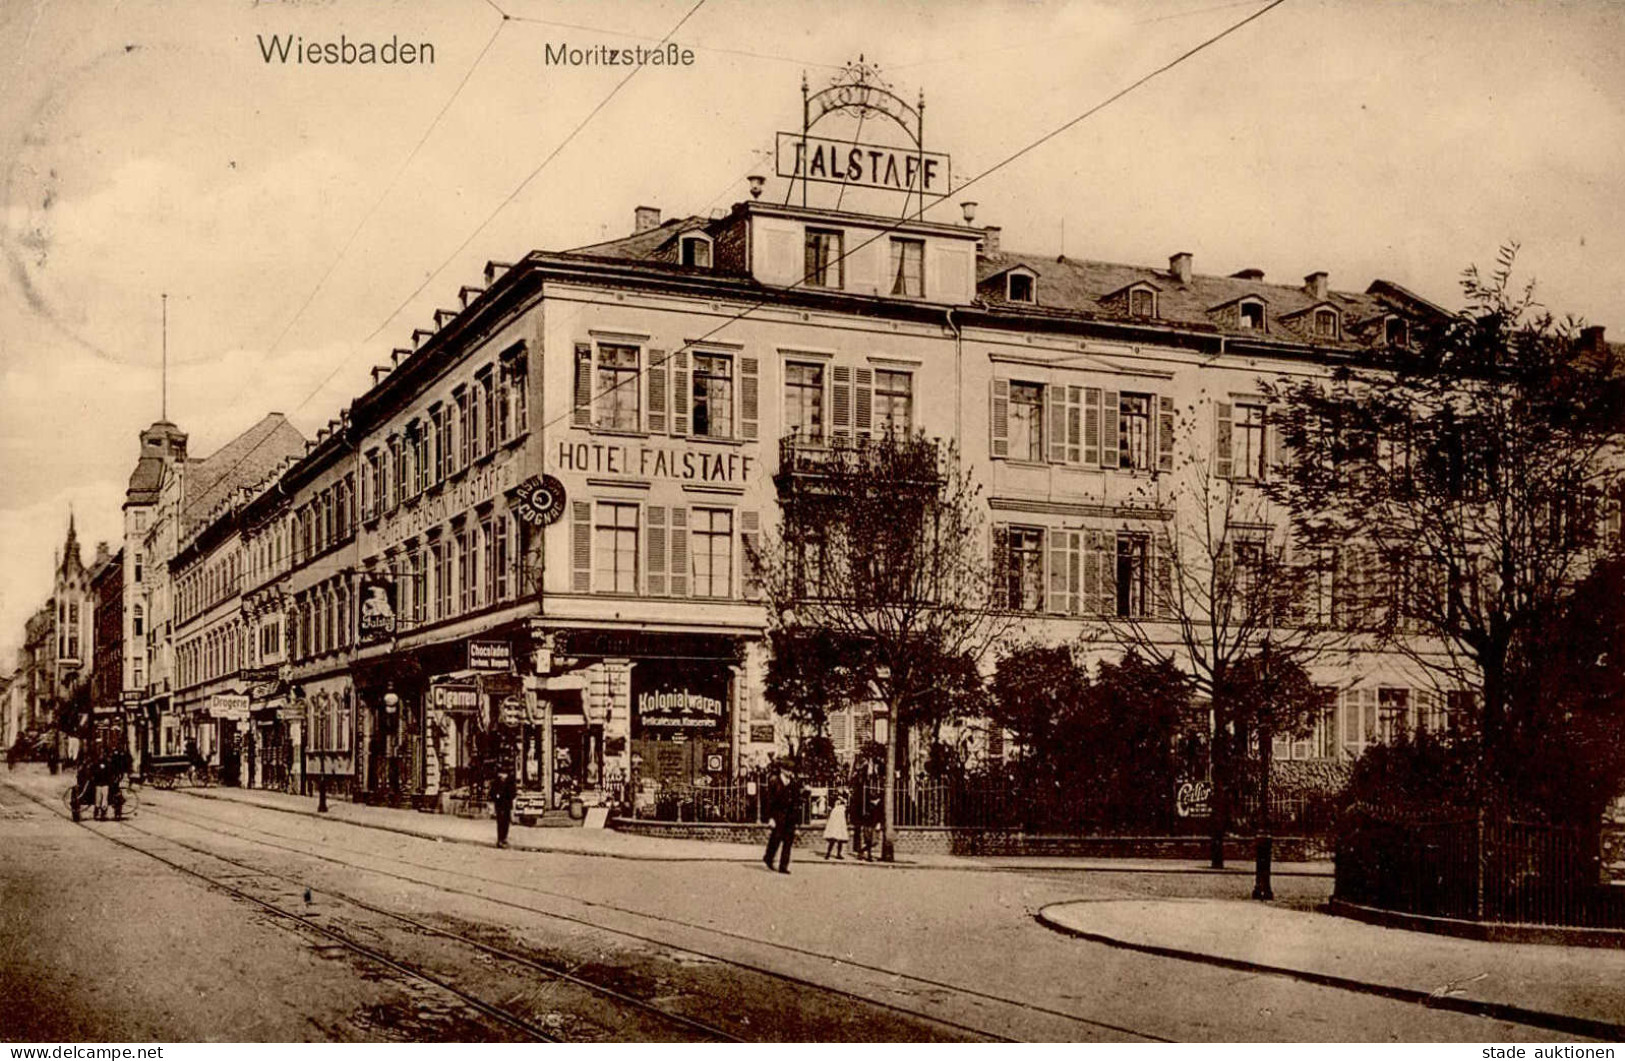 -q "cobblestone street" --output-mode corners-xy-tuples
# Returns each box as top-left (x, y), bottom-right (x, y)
(2, 768), (1604, 1042)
